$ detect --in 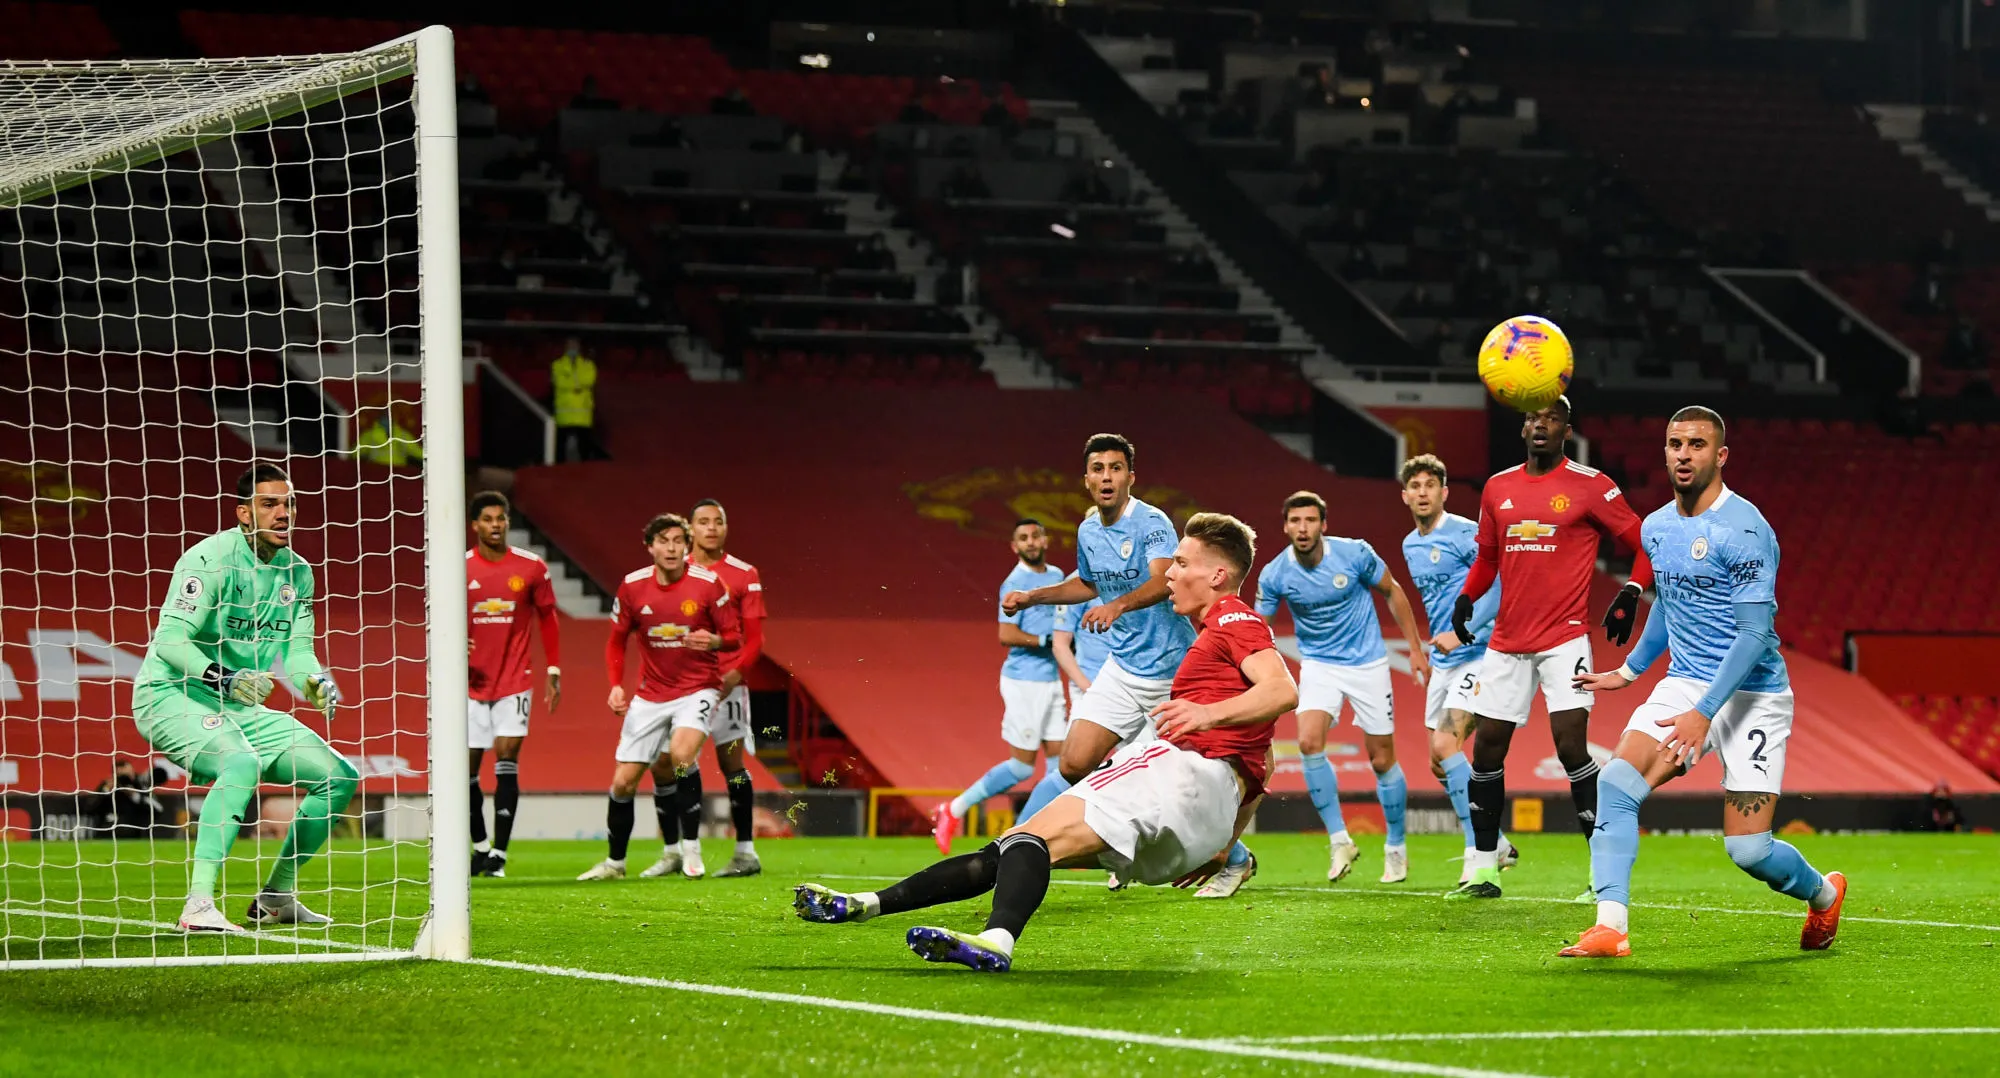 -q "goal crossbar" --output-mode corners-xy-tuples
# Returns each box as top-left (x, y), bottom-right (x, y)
(0, 43), (417, 209)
